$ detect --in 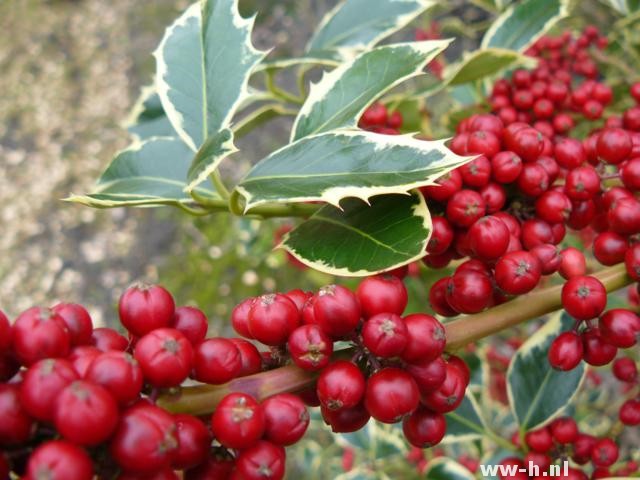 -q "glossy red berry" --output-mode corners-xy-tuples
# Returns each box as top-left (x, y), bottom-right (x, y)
(468, 216), (510, 260)
(401, 313), (446, 364)
(235, 440), (286, 480)
(608, 197), (640, 235)
(360, 103), (387, 127)
(0, 384), (34, 445)
(591, 438), (619, 467)
(548, 331), (583, 371)
(231, 297), (255, 338)
(262, 393), (309, 446)
(445, 270), (493, 314)
(313, 285), (361, 338)
(51, 303), (93, 346)
(597, 128), (632, 164)
(559, 247), (586, 279)
(211, 392), (264, 449)
(581, 328), (617, 366)
(612, 357), (637, 382)
(565, 166), (600, 200)
(626, 243), (640, 281)
(530, 244), (561, 275)
(91, 327), (129, 352)
(0, 311), (10, 353)
(26, 440), (93, 480)
(54, 380), (118, 446)
(321, 402), (370, 433)
(110, 404), (178, 474)
(593, 231), (628, 266)
(12, 307), (71, 366)
(621, 157), (640, 190)
(134, 328), (193, 388)
(550, 417), (579, 444)
(422, 169), (462, 202)
(68, 345), (102, 377)
(20, 358), (79, 421)
(495, 251), (542, 295)
(446, 189), (486, 227)
(402, 406), (446, 448)
(356, 275), (408, 318)
(561, 275), (606, 320)
(517, 163), (549, 197)
(620, 399), (640, 426)
(192, 338), (241, 384)
(405, 356), (447, 394)
(525, 427), (553, 453)
(429, 277), (457, 317)
(491, 151), (523, 183)
(364, 367), (419, 423)
(248, 294), (299, 346)
(599, 309), (640, 348)
(118, 284), (175, 337)
(229, 338), (263, 377)
(171, 306), (208, 345)
(317, 361), (365, 410)
(427, 216), (454, 254)
(421, 361), (467, 413)
(555, 138), (586, 169)
(361, 313), (407, 358)
(535, 190), (571, 224)
(173, 414), (211, 470)
(287, 324), (332, 371)
(85, 351), (143, 406)
(460, 155), (491, 187)
(521, 218), (554, 250)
